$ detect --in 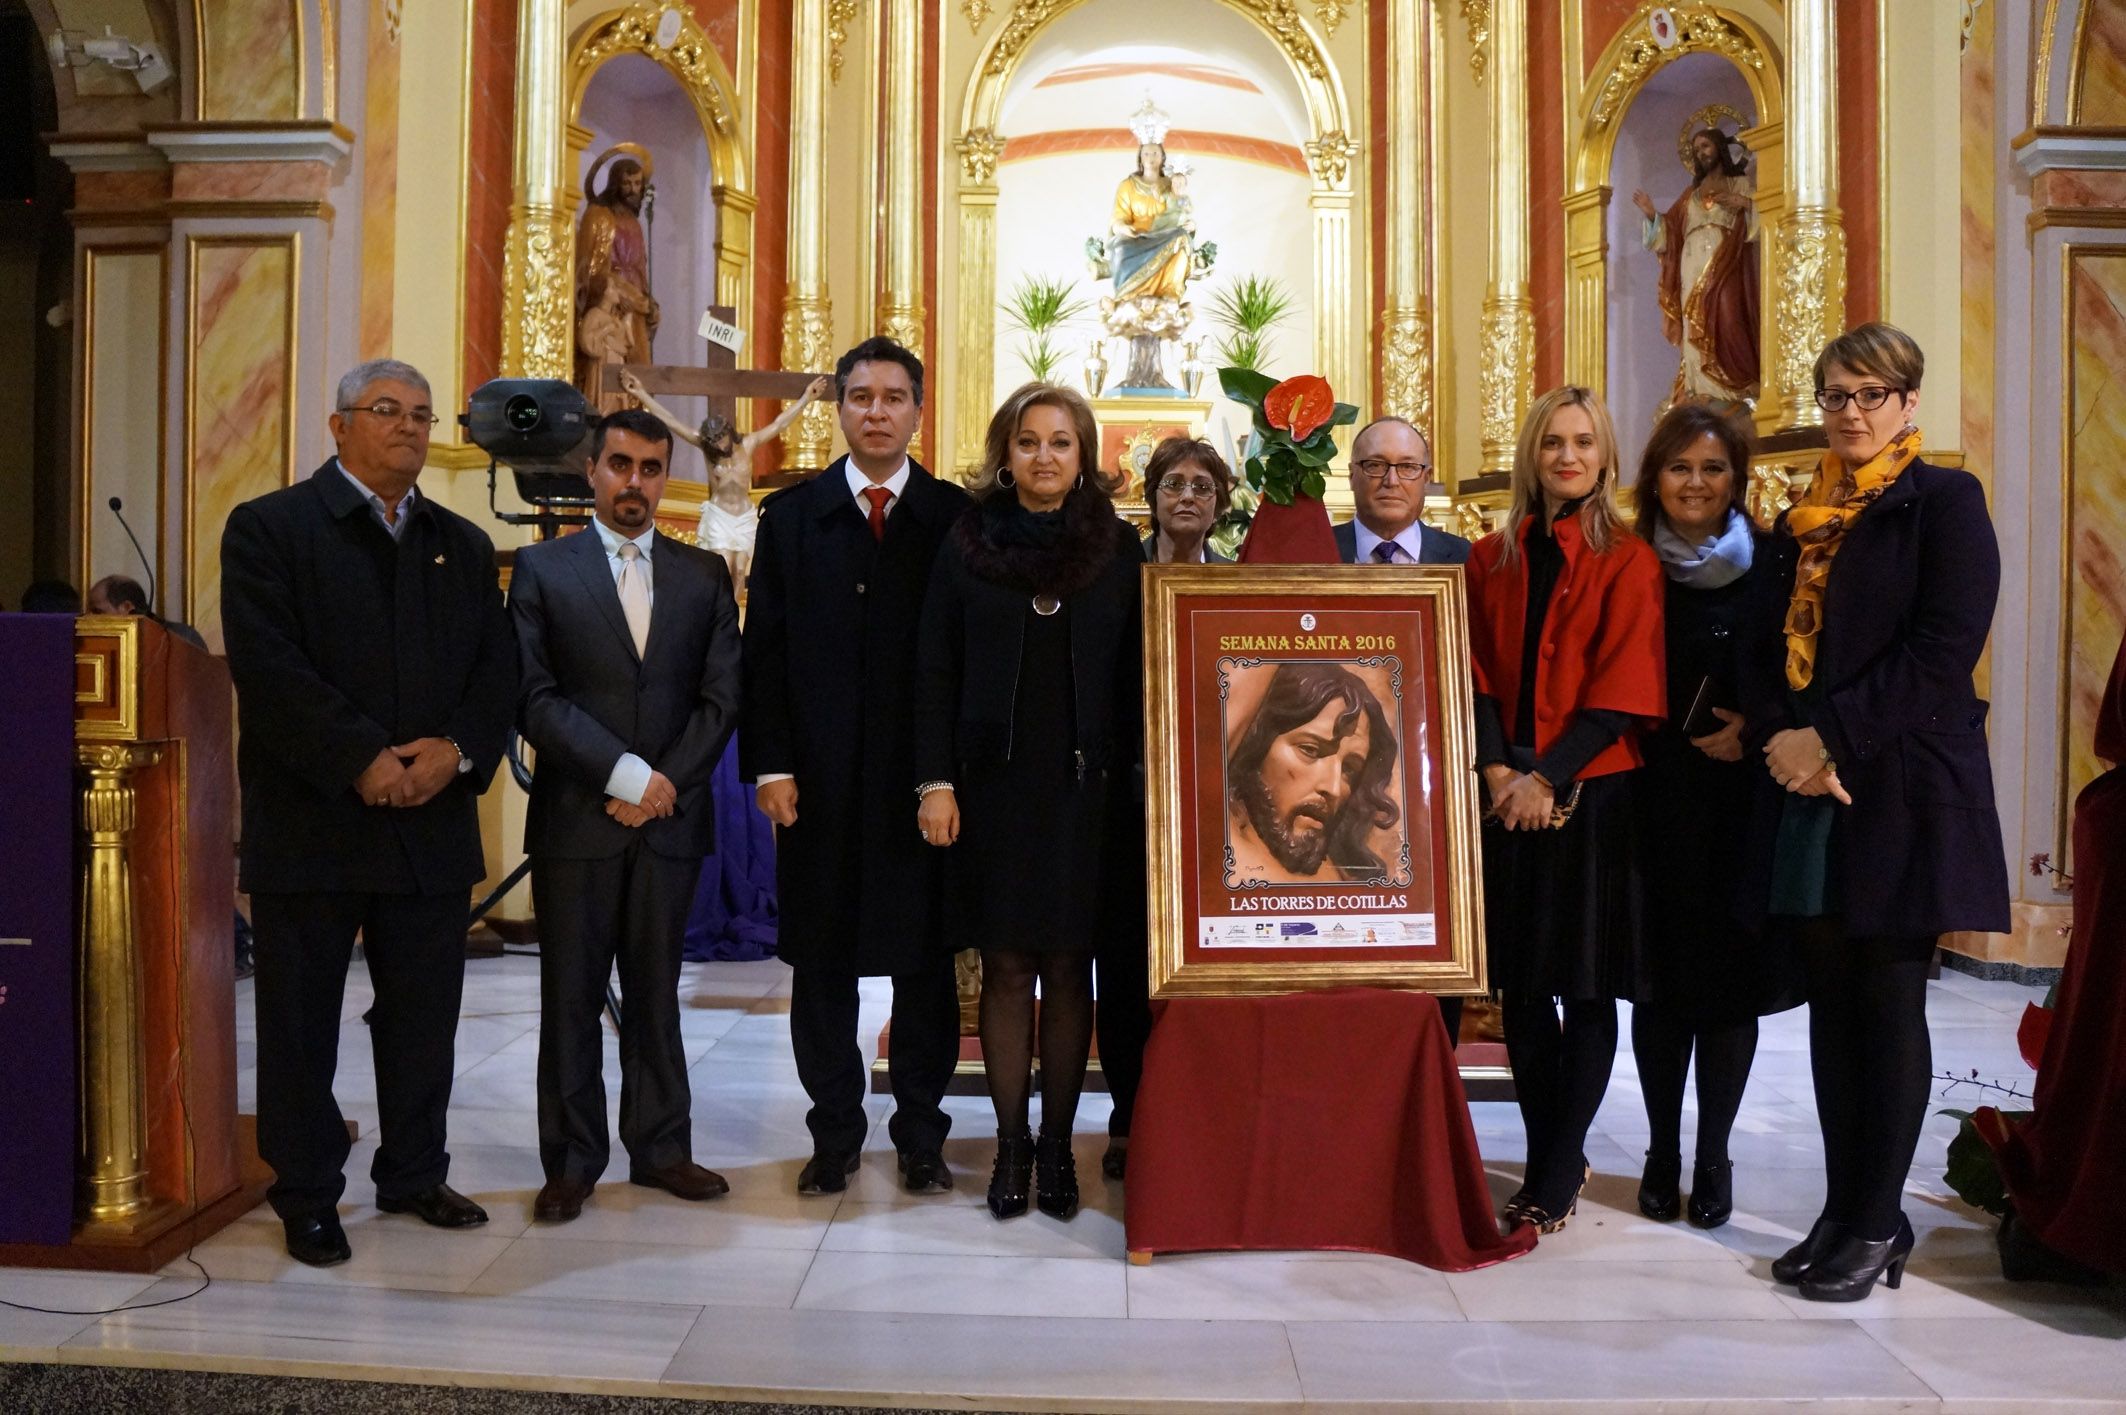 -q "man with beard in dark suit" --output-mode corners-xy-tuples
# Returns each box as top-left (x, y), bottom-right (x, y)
(511, 407), (742, 1222)
(220, 357), (516, 1266)
(742, 337), (971, 1195)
